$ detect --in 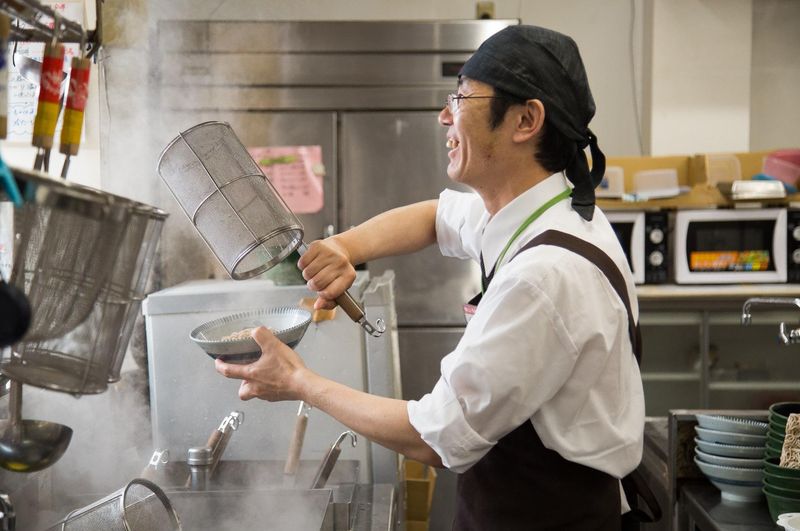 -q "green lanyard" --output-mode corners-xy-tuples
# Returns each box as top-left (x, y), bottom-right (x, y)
(483, 188), (571, 293)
